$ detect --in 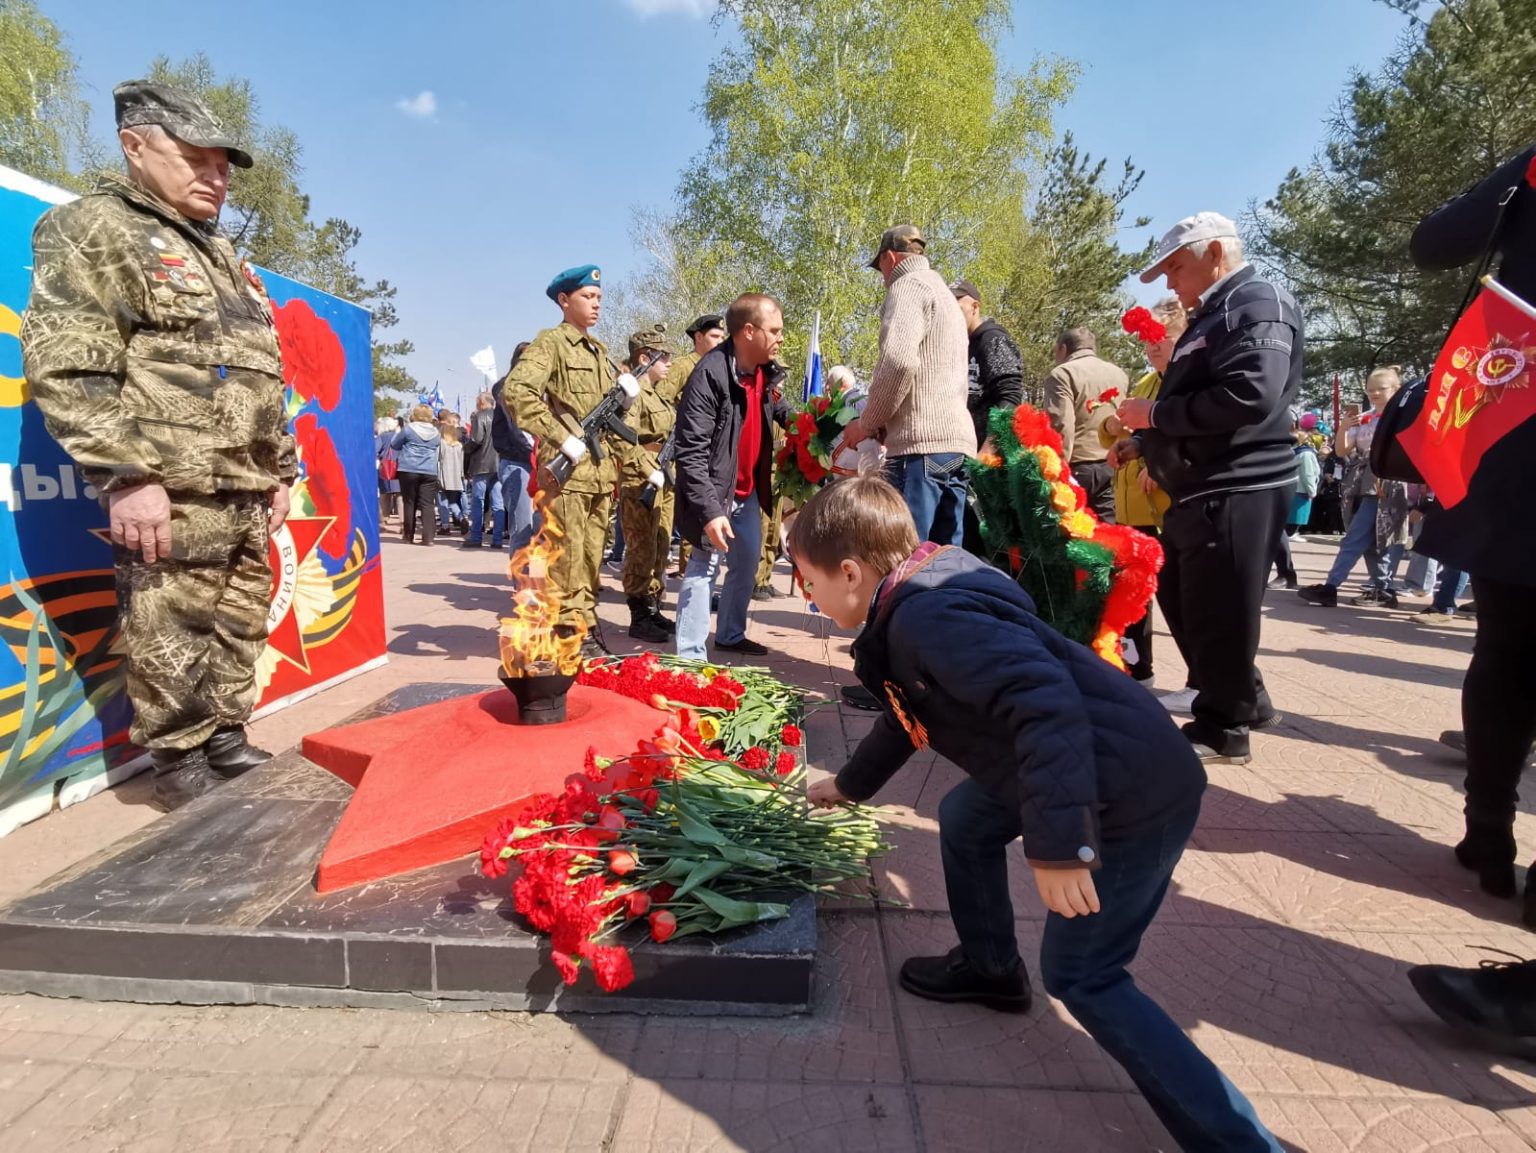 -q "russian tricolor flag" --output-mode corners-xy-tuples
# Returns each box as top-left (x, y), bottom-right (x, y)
(803, 310), (823, 402)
